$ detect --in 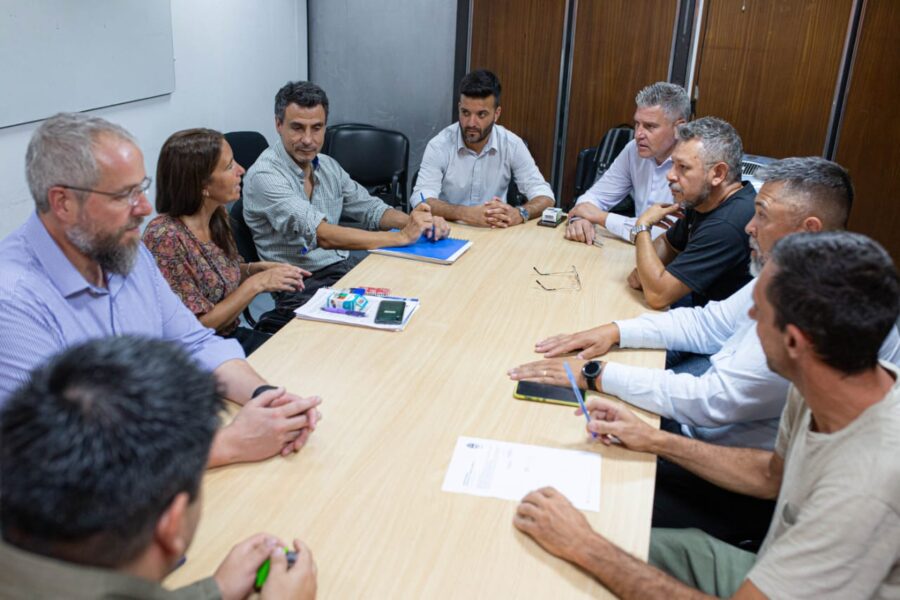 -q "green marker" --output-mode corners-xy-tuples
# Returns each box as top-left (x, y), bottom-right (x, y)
(254, 547), (298, 591)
